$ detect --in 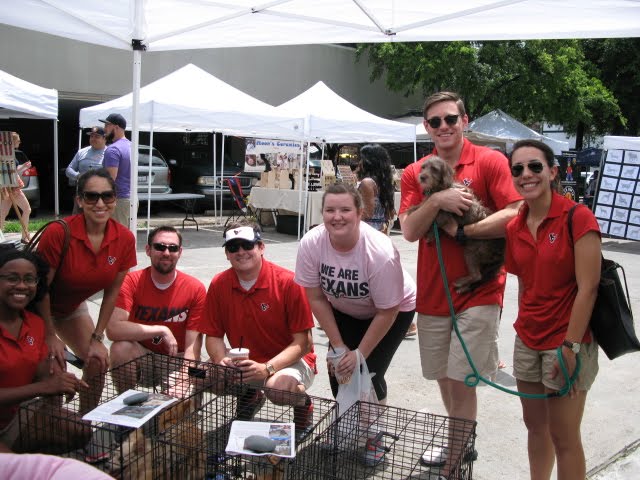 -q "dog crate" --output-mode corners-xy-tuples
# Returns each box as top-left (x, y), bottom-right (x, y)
(156, 385), (338, 480)
(288, 401), (477, 480)
(18, 353), (237, 480)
